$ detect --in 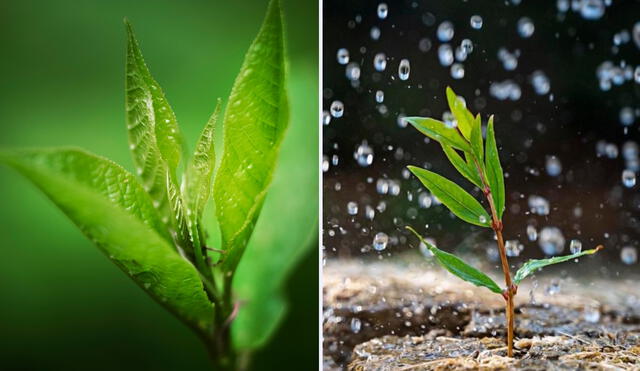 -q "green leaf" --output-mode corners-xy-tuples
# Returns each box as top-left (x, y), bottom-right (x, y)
(441, 143), (483, 188)
(125, 20), (183, 221)
(485, 116), (505, 219)
(185, 100), (220, 228)
(0, 148), (214, 334)
(470, 114), (484, 163)
(513, 246), (603, 285)
(445, 86), (474, 140)
(232, 62), (318, 349)
(408, 166), (491, 227)
(213, 0), (289, 276)
(407, 227), (502, 294)
(405, 117), (472, 153)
